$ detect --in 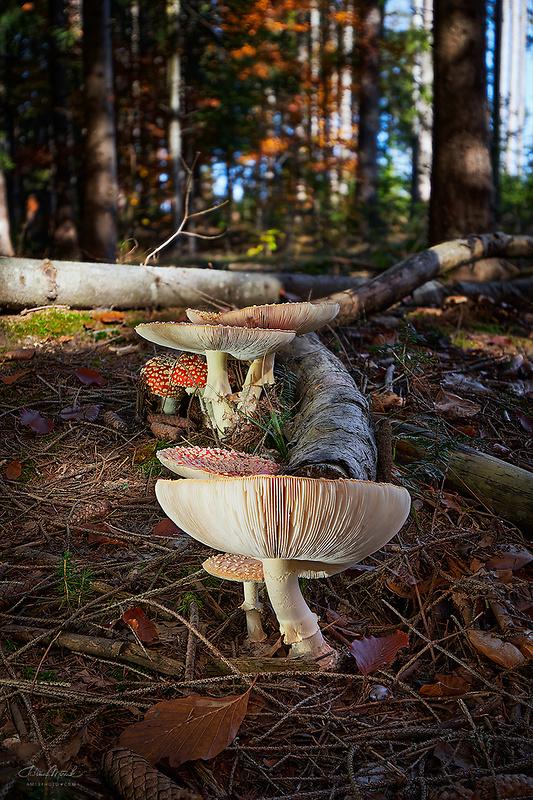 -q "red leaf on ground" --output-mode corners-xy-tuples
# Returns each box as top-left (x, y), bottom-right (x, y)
(350, 631), (409, 675)
(419, 673), (470, 697)
(5, 460), (22, 480)
(517, 412), (533, 434)
(5, 348), (35, 360)
(19, 408), (55, 434)
(123, 607), (160, 644)
(152, 519), (184, 538)
(119, 688), (251, 766)
(60, 404), (101, 422)
(1, 370), (31, 385)
(74, 367), (106, 387)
